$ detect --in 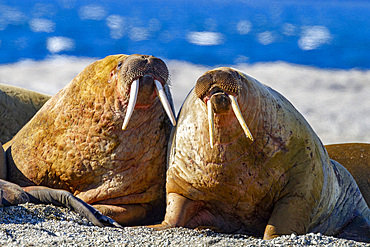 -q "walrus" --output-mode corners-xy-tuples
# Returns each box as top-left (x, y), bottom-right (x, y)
(325, 143), (370, 207)
(1, 54), (176, 226)
(153, 67), (370, 242)
(0, 84), (51, 144)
